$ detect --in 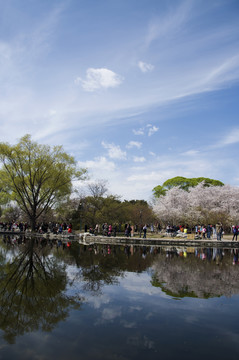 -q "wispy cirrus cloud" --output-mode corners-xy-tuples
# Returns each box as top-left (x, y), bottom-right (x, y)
(144, 0), (192, 47)
(214, 128), (239, 148)
(181, 150), (200, 156)
(75, 68), (124, 92)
